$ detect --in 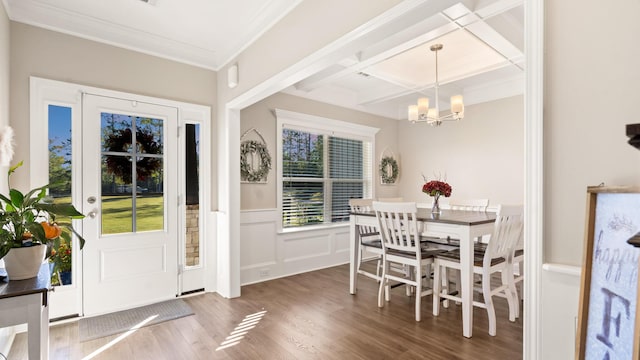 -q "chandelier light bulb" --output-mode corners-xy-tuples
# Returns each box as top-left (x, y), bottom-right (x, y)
(451, 95), (464, 114)
(408, 105), (419, 122)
